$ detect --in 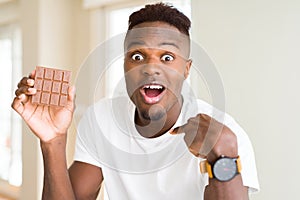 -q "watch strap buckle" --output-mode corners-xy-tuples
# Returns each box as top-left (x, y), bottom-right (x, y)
(200, 159), (213, 178)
